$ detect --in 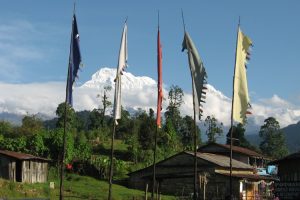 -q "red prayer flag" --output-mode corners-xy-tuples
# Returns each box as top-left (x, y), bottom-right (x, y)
(156, 28), (163, 128)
